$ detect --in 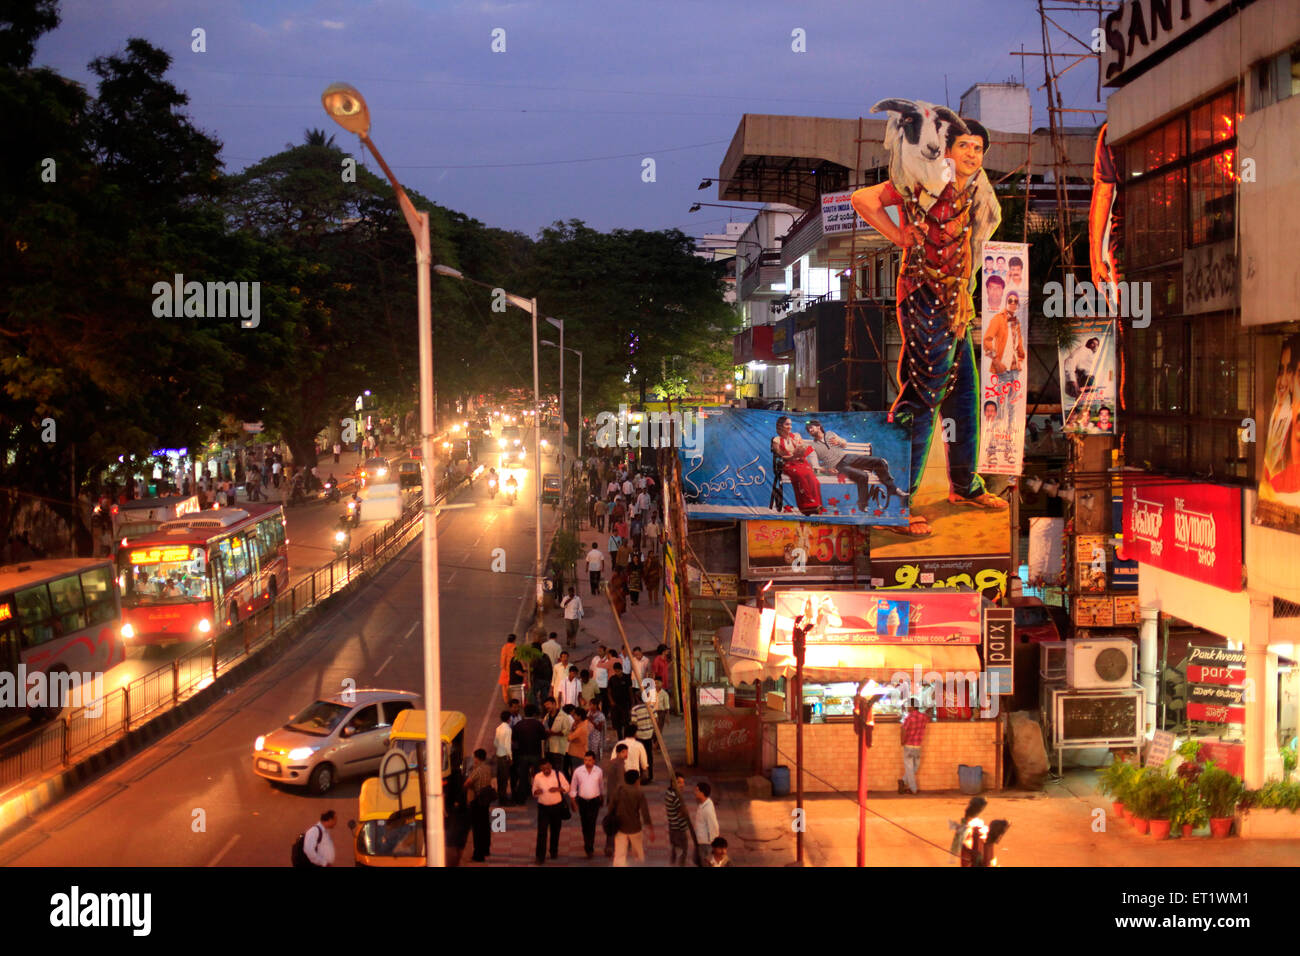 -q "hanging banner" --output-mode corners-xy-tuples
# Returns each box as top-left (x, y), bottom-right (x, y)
(1027, 517), (1066, 588)
(729, 605), (775, 663)
(680, 408), (910, 525)
(978, 240), (1029, 475)
(1059, 315), (1118, 434)
(740, 520), (860, 581)
(771, 590), (982, 645)
(1256, 332), (1300, 536)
